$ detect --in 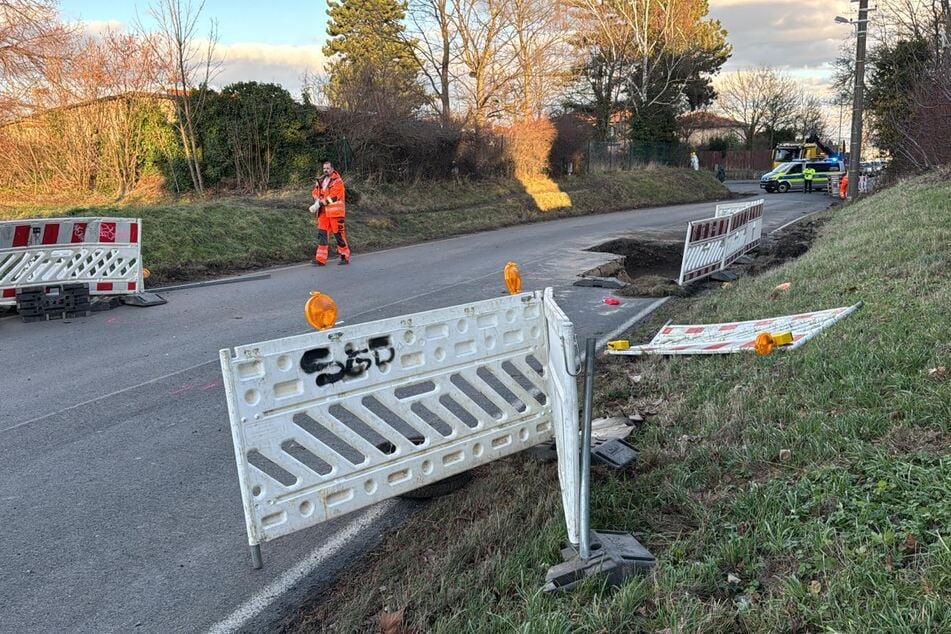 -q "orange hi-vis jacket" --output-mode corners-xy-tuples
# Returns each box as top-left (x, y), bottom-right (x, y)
(312, 171), (346, 218)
